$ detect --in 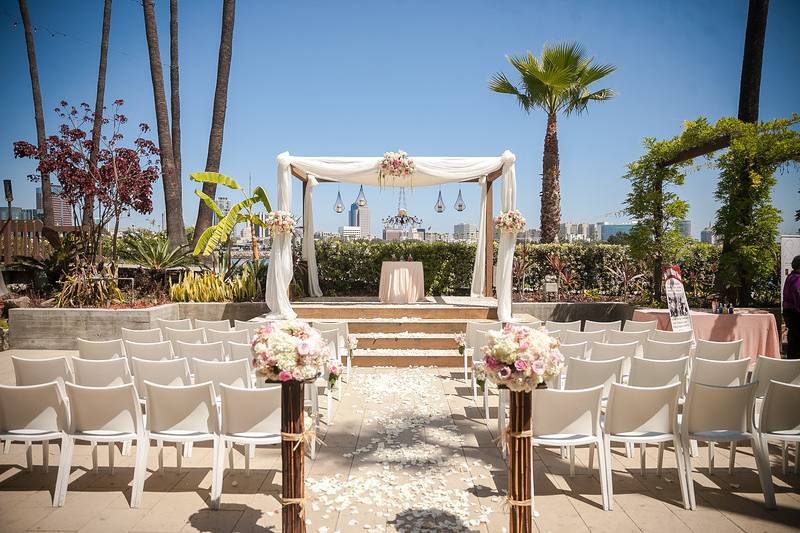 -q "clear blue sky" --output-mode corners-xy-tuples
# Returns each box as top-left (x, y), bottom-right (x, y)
(1, 0), (798, 237)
